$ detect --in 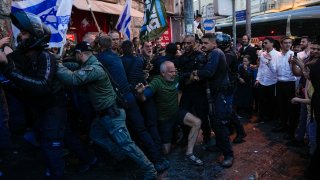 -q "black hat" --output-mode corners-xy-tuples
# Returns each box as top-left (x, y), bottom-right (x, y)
(74, 41), (93, 53)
